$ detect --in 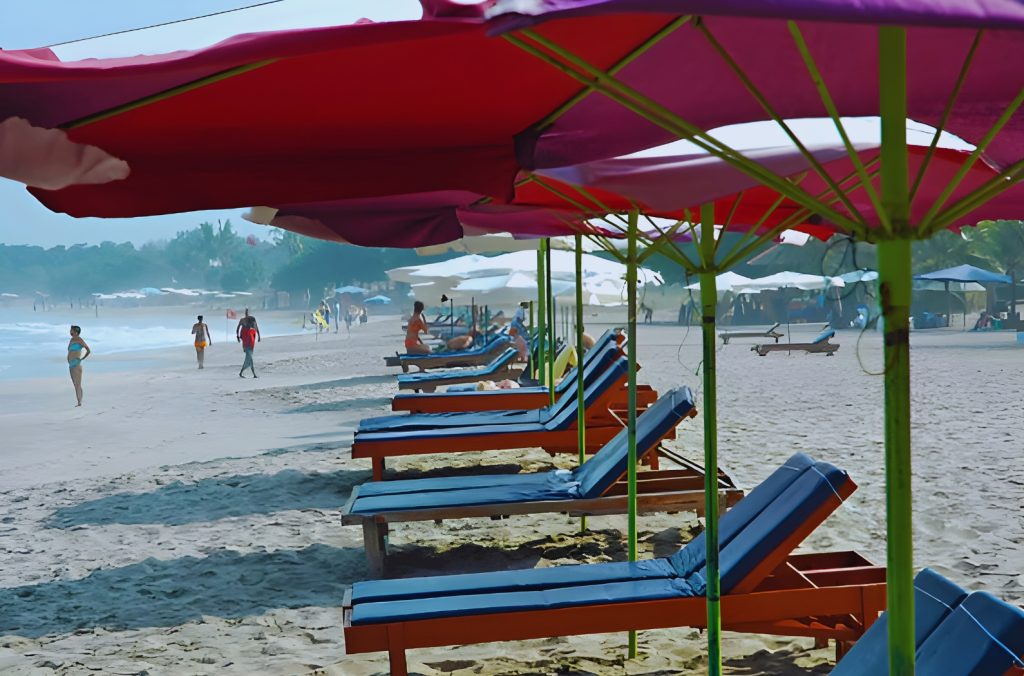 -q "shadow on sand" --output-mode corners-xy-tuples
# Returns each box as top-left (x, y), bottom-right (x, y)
(724, 649), (832, 674)
(288, 396), (394, 414)
(289, 374), (396, 391)
(48, 468), (371, 528)
(0, 544), (365, 639)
